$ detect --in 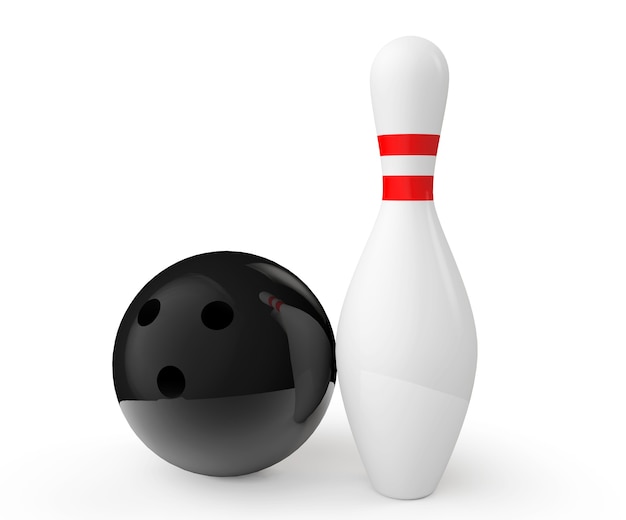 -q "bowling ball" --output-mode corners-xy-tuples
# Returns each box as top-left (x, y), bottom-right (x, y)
(113, 251), (336, 476)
